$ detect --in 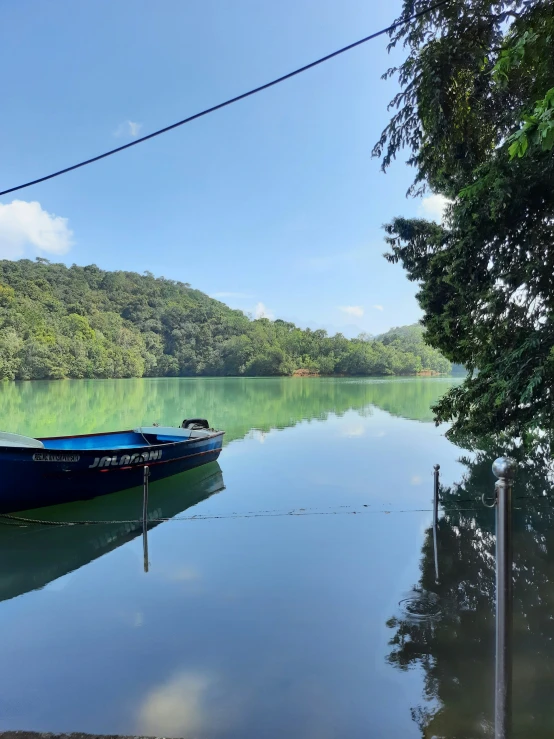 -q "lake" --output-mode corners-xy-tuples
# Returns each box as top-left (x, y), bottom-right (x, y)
(0, 376), (552, 738)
